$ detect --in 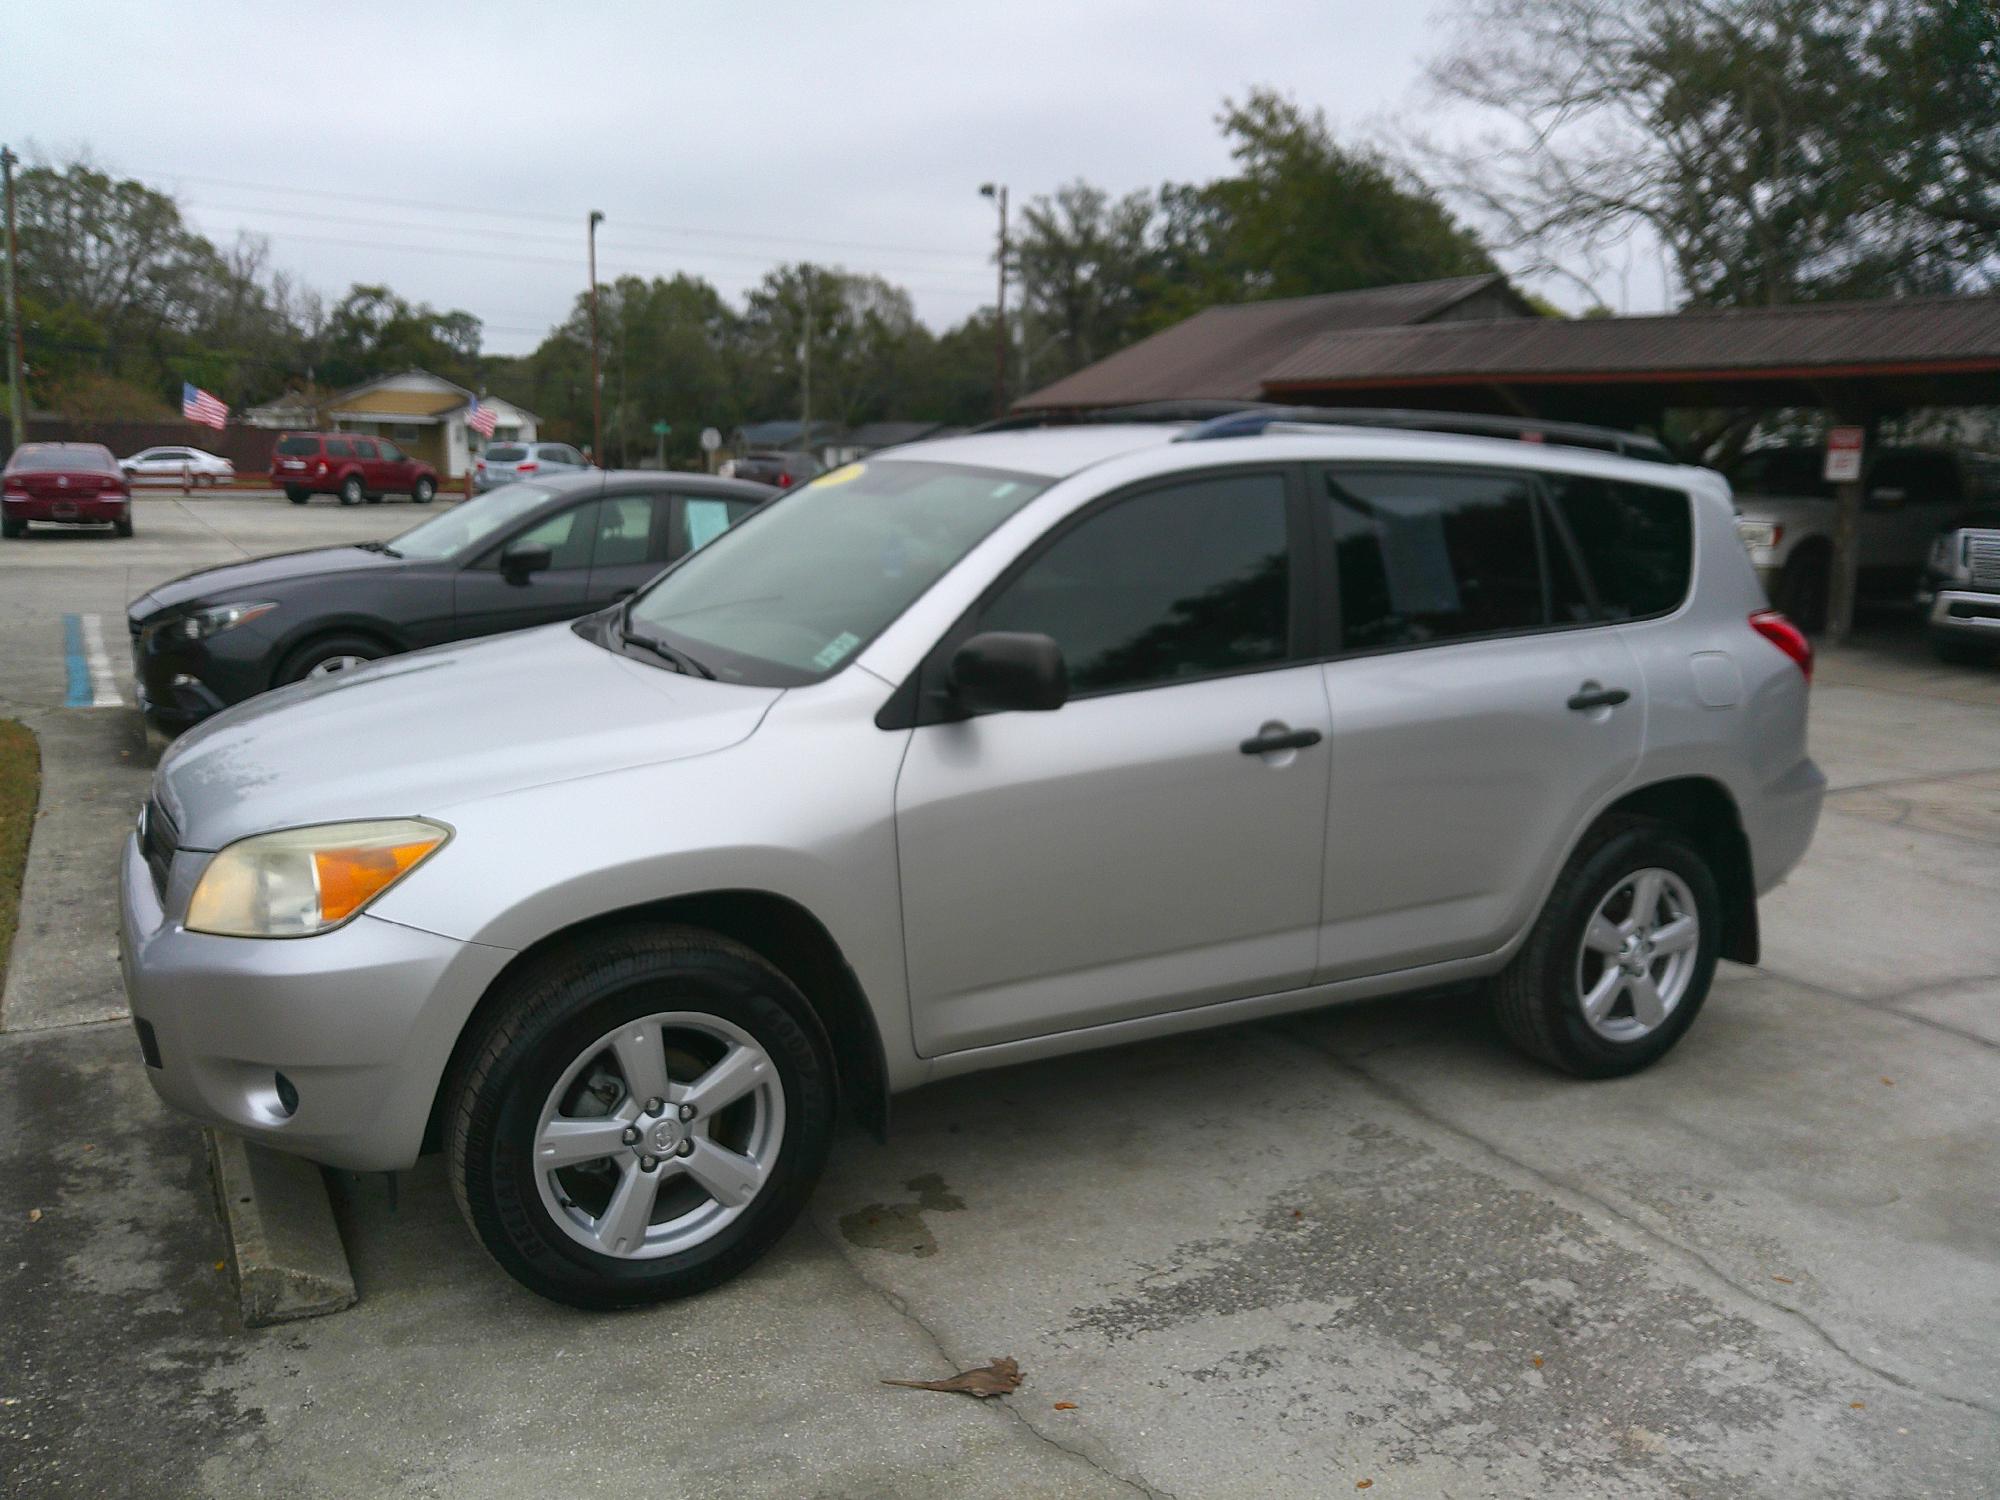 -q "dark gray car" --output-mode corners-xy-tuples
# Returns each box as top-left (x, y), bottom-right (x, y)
(127, 470), (772, 731)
